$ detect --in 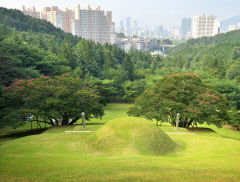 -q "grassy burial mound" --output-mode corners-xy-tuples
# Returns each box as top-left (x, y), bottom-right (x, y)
(90, 117), (176, 155)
